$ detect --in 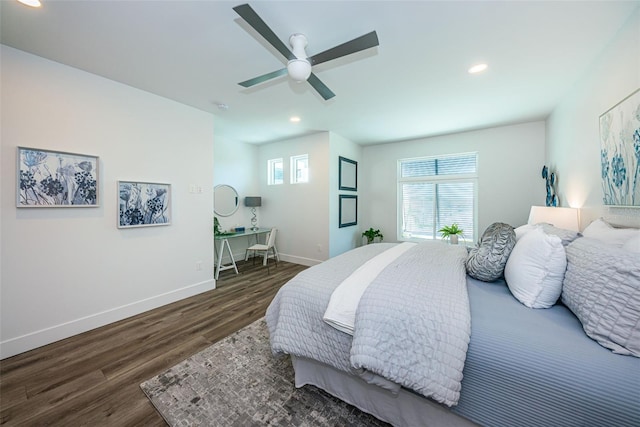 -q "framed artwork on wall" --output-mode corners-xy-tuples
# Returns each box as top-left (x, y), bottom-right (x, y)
(339, 194), (357, 228)
(599, 88), (640, 207)
(118, 181), (171, 228)
(17, 147), (99, 207)
(339, 156), (357, 191)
